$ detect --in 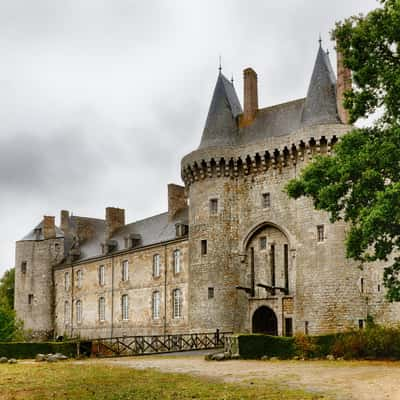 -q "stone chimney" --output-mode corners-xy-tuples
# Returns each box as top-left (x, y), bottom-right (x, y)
(43, 216), (56, 240)
(60, 210), (70, 233)
(105, 207), (125, 239)
(168, 184), (187, 222)
(336, 46), (352, 124)
(242, 67), (258, 127)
